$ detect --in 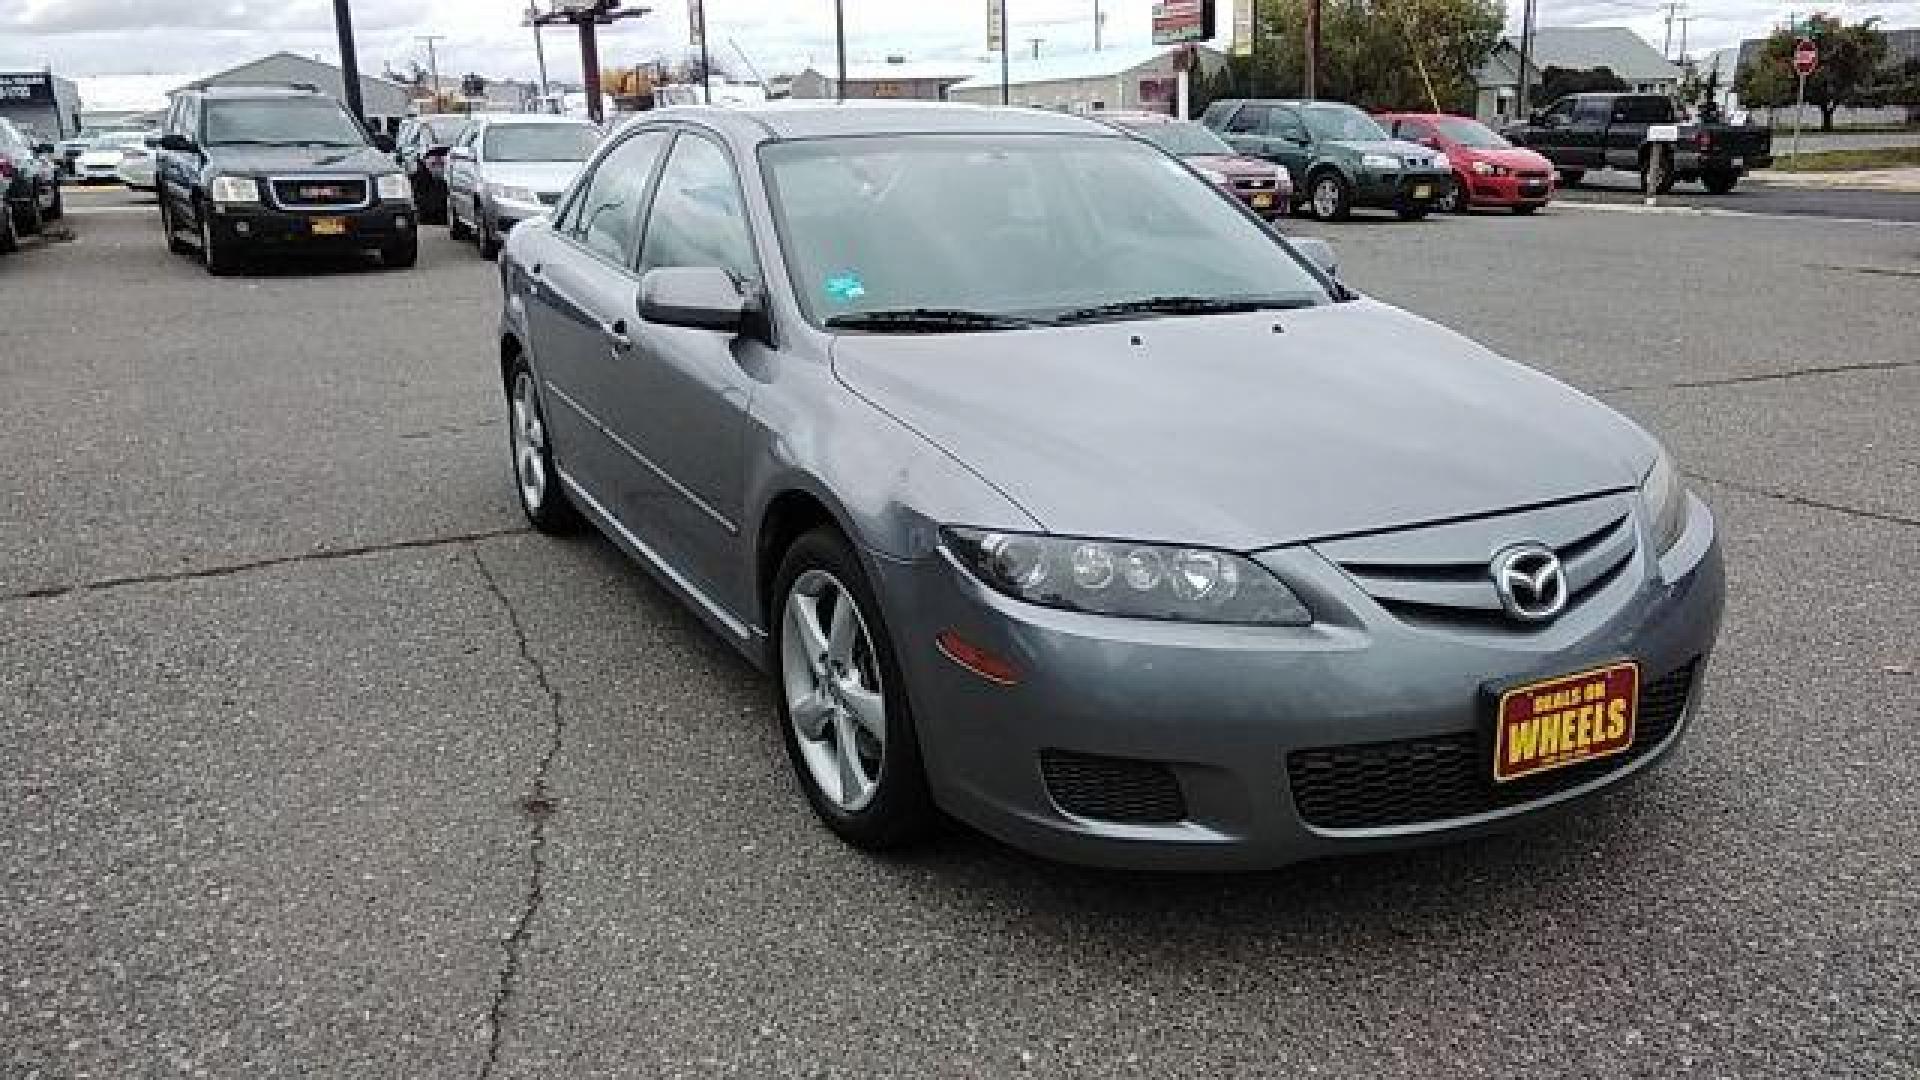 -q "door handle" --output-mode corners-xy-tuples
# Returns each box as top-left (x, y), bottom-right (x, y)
(603, 319), (632, 352)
